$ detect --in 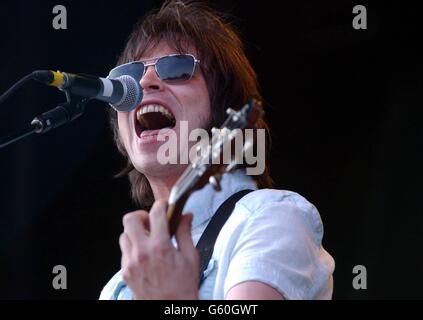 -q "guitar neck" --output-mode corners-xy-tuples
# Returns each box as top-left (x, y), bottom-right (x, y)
(166, 165), (221, 236)
(167, 192), (190, 236)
